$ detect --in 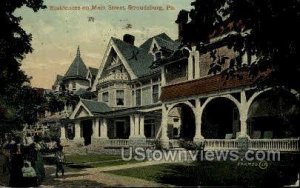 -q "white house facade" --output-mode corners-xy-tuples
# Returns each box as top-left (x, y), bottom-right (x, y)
(57, 31), (299, 153)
